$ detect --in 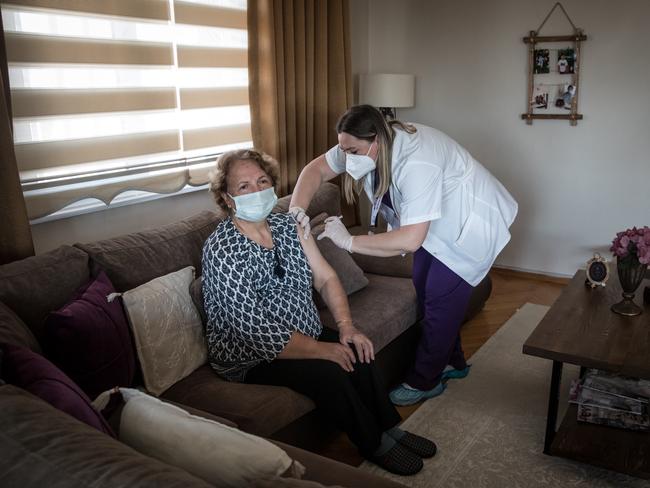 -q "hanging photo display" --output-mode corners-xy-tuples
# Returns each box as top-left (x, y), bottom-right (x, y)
(521, 2), (586, 125)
